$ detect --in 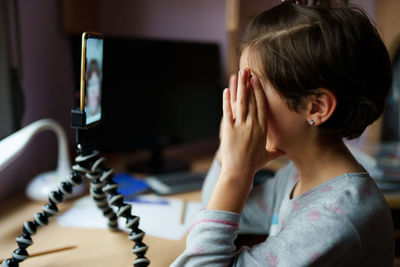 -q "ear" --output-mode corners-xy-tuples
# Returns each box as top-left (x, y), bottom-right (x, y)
(305, 88), (337, 126)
